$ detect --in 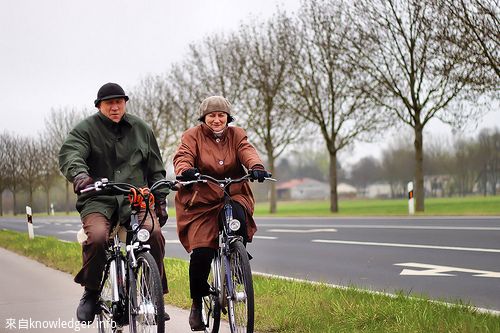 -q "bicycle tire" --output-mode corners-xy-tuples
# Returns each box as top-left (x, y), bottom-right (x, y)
(202, 254), (222, 333)
(128, 252), (165, 333)
(227, 241), (254, 333)
(97, 260), (118, 333)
